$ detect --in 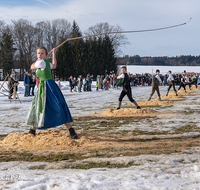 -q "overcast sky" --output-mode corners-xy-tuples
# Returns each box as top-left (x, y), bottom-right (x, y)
(0, 0), (199, 57)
